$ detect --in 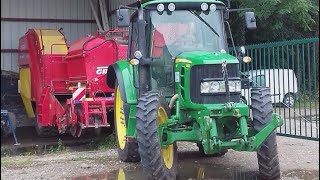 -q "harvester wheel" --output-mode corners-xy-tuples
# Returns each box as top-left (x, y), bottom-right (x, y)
(69, 122), (82, 138)
(197, 143), (228, 157)
(114, 83), (140, 162)
(251, 88), (280, 180)
(136, 91), (177, 180)
(70, 108), (84, 138)
(35, 123), (58, 138)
